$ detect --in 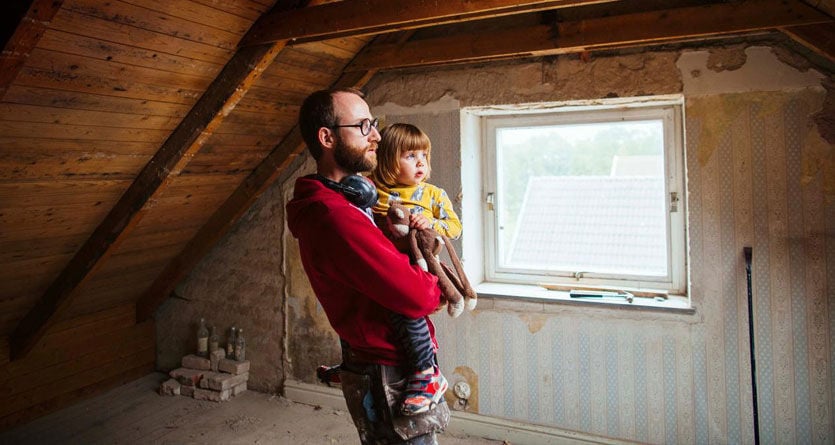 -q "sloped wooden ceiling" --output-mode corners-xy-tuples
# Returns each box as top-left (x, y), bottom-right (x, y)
(1, 0), (832, 361)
